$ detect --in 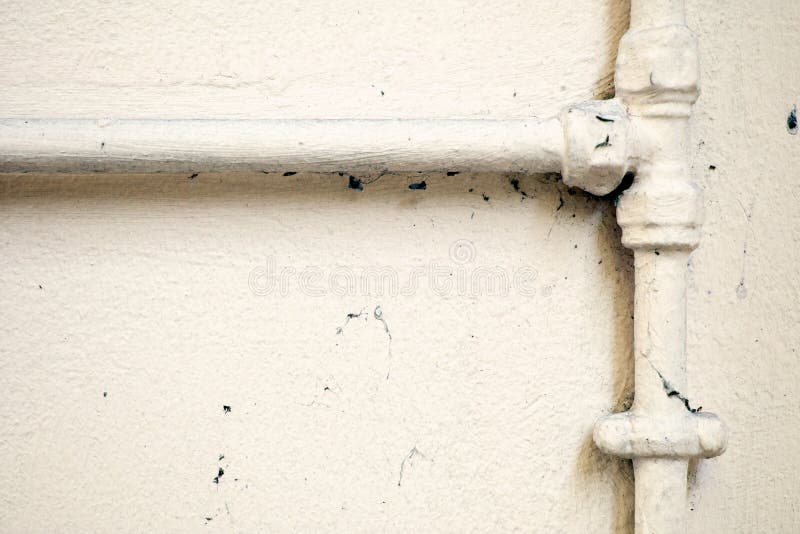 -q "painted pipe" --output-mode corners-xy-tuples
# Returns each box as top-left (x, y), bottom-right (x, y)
(0, 118), (563, 175)
(593, 0), (727, 532)
(0, 104), (630, 197)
